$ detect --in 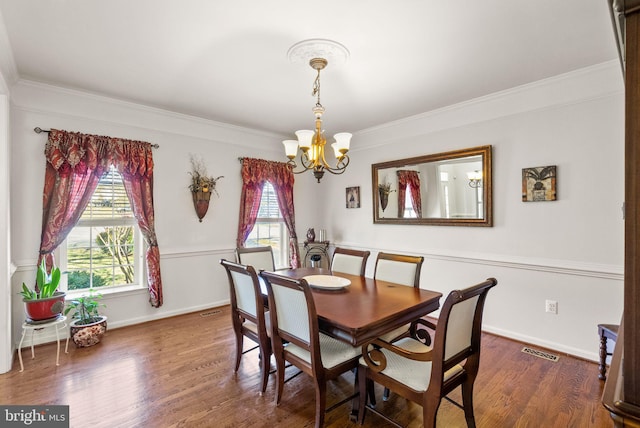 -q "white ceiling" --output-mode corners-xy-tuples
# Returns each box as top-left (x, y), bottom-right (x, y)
(0, 0), (619, 137)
